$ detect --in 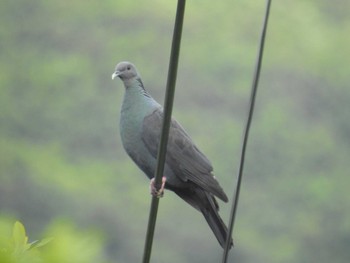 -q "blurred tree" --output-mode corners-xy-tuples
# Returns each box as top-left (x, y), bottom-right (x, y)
(0, 0), (349, 262)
